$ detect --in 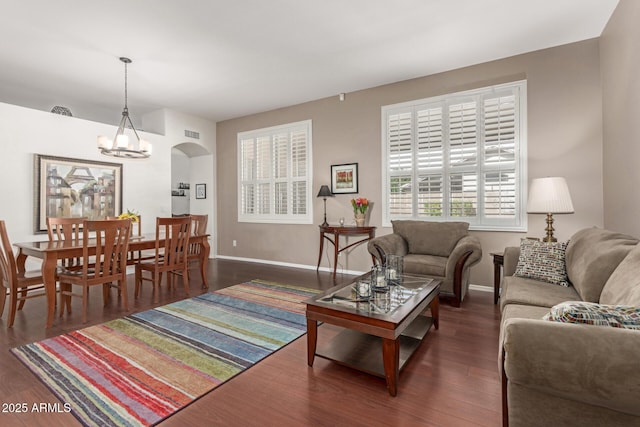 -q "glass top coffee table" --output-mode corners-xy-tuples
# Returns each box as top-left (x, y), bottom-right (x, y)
(306, 274), (440, 396)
